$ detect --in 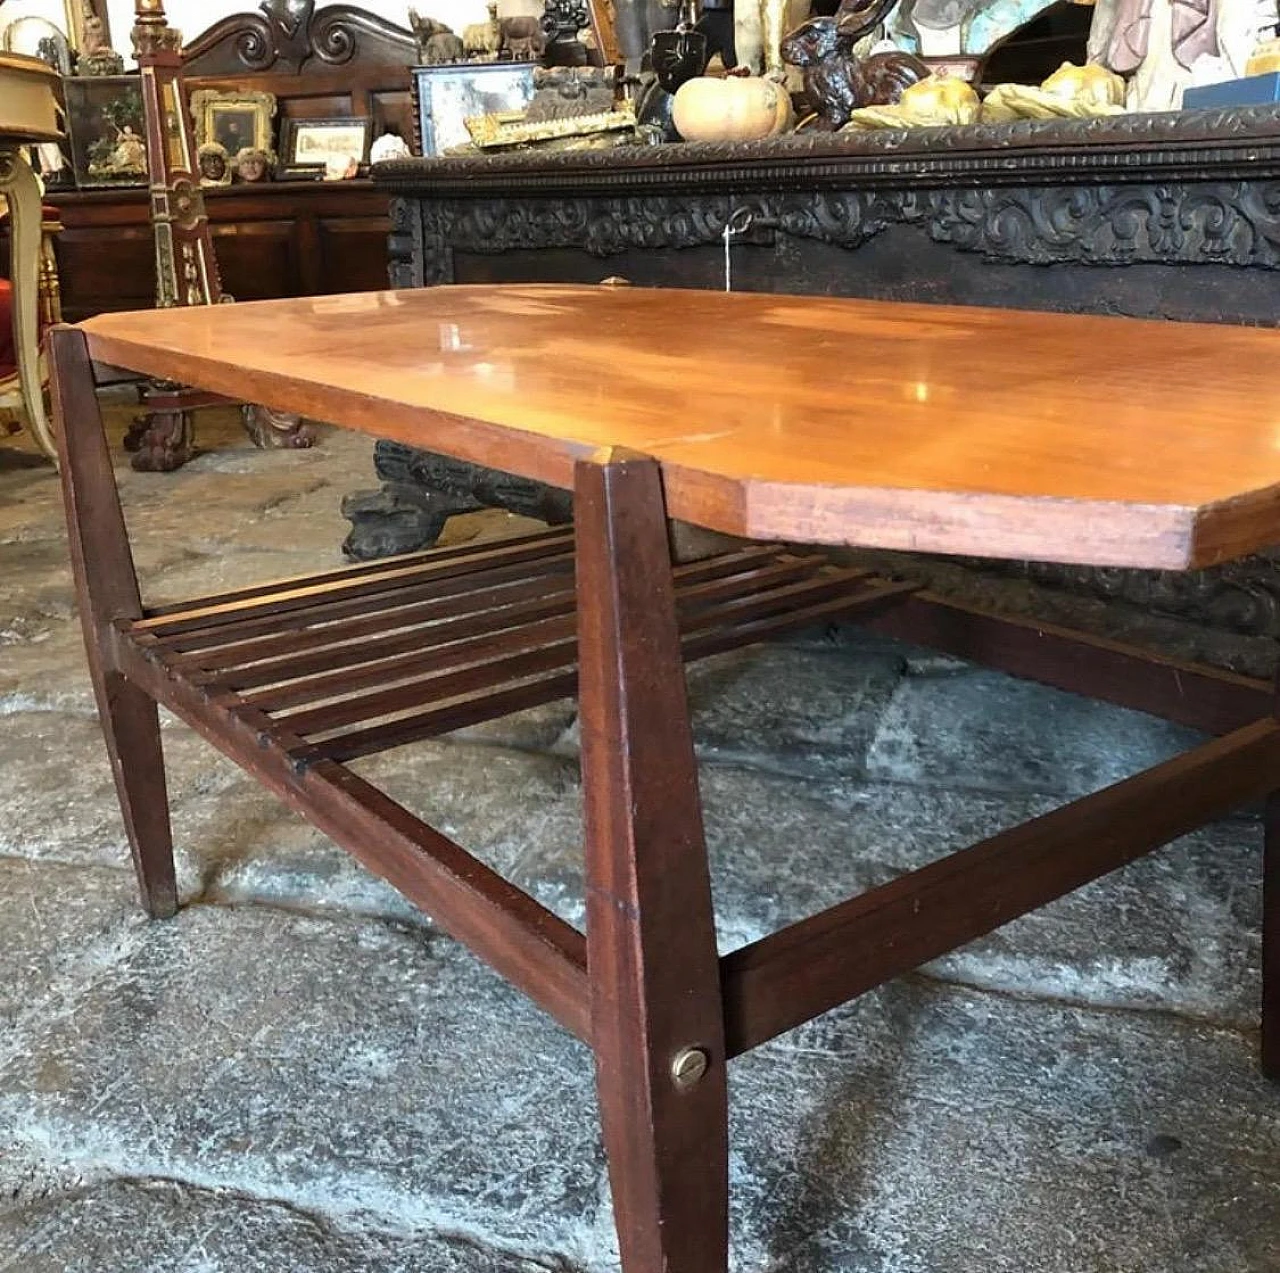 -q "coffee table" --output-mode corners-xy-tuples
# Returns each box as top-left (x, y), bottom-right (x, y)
(51, 285), (1280, 1272)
